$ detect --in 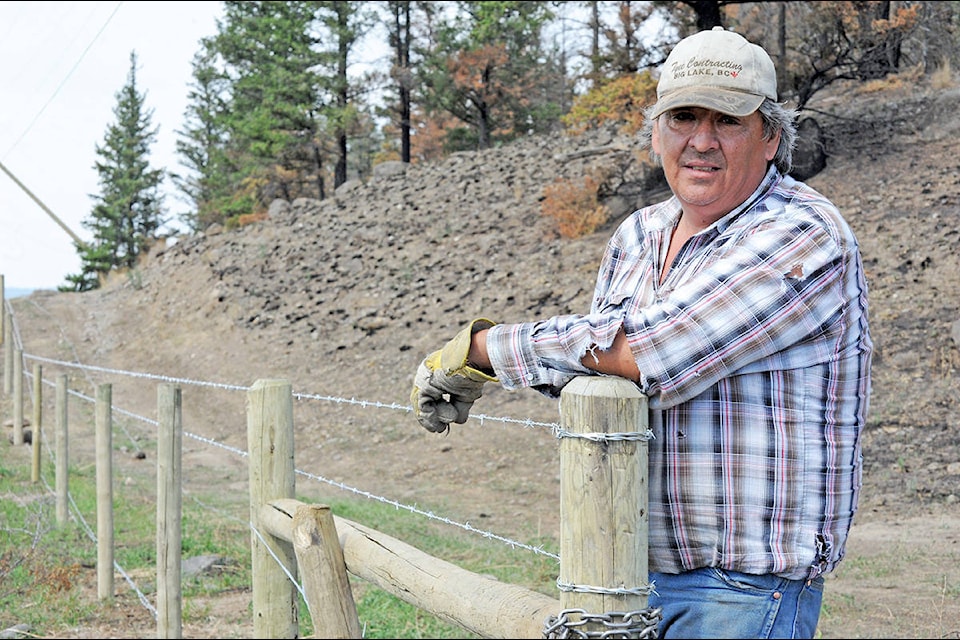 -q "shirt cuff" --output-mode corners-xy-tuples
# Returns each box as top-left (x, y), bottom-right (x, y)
(486, 322), (589, 396)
